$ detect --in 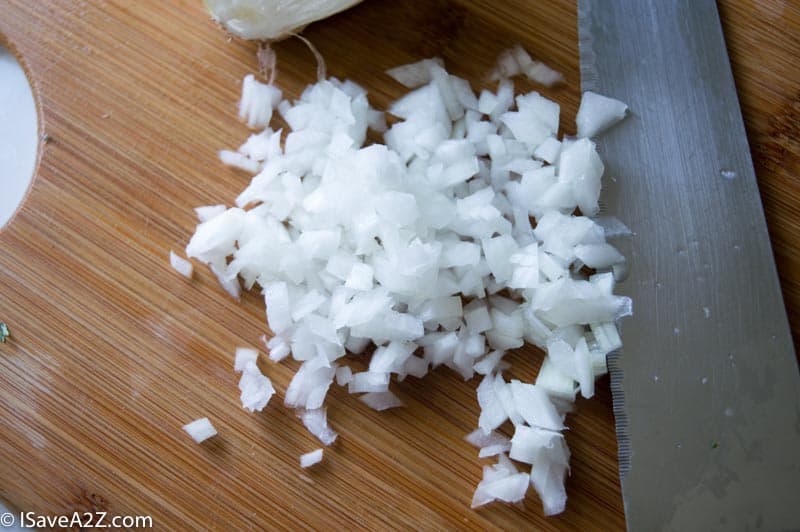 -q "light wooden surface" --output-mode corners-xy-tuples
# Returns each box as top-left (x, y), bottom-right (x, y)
(0, 1), (796, 530)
